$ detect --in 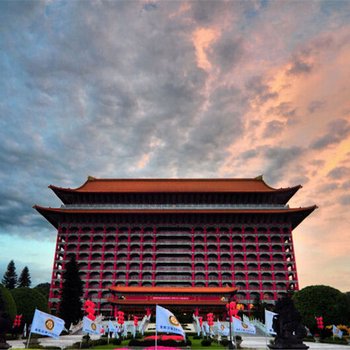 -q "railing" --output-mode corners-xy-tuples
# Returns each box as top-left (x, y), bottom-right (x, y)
(62, 203), (289, 210)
